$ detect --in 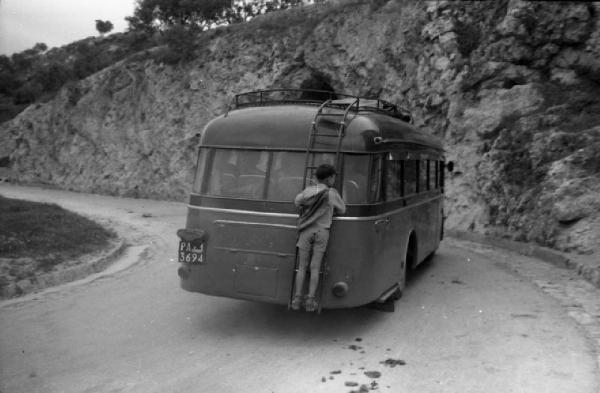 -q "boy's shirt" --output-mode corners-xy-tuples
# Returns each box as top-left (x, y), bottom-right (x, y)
(295, 183), (346, 230)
